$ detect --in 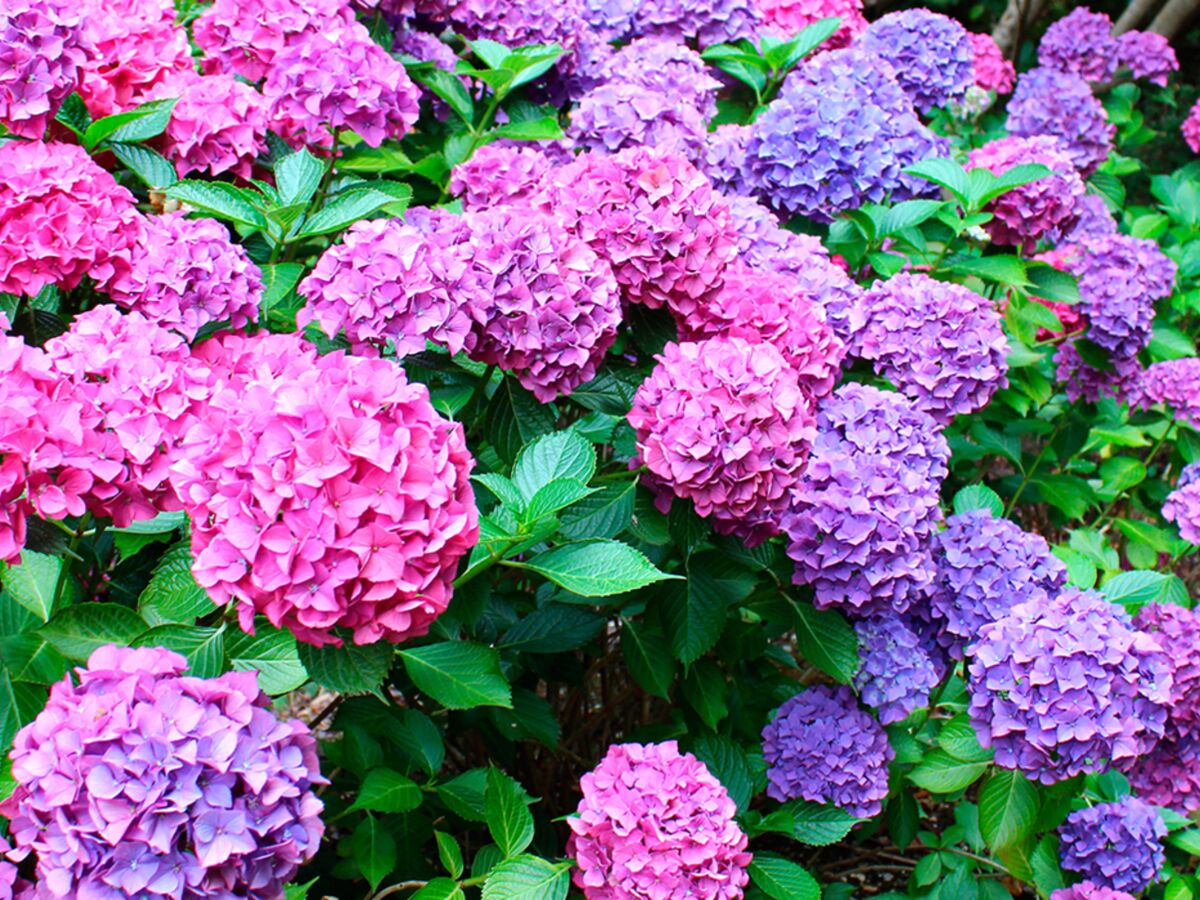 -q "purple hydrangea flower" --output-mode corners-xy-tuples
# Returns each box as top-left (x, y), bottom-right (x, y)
(1038, 7), (1120, 83)
(1052, 885), (1136, 900)
(1053, 341), (1145, 405)
(746, 48), (945, 221)
(450, 144), (554, 210)
(393, 26), (458, 71)
(1186, 99), (1200, 154)
(1059, 798), (1166, 894)
(1123, 731), (1200, 815)
(1117, 31), (1179, 86)
(1061, 194), (1118, 243)
(859, 10), (974, 113)
(0, 645), (326, 899)
(1006, 67), (1115, 176)
(631, 0), (760, 46)
(781, 383), (948, 617)
(598, 37), (721, 119)
(853, 613), (942, 724)
(1164, 476), (1200, 545)
(932, 510), (1067, 659)
(582, 0), (637, 41)
(854, 273), (1009, 423)
(967, 588), (1173, 784)
(0, 0), (94, 139)
(762, 685), (893, 818)
(568, 83), (707, 157)
(700, 124), (754, 197)
(1141, 357), (1200, 429)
